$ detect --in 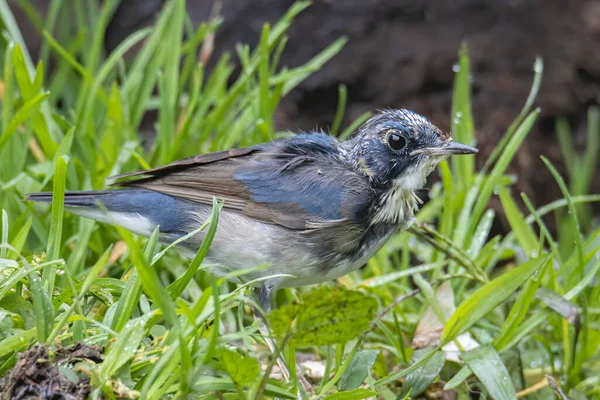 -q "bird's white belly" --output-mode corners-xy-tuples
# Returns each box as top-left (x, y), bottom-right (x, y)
(184, 207), (410, 290)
